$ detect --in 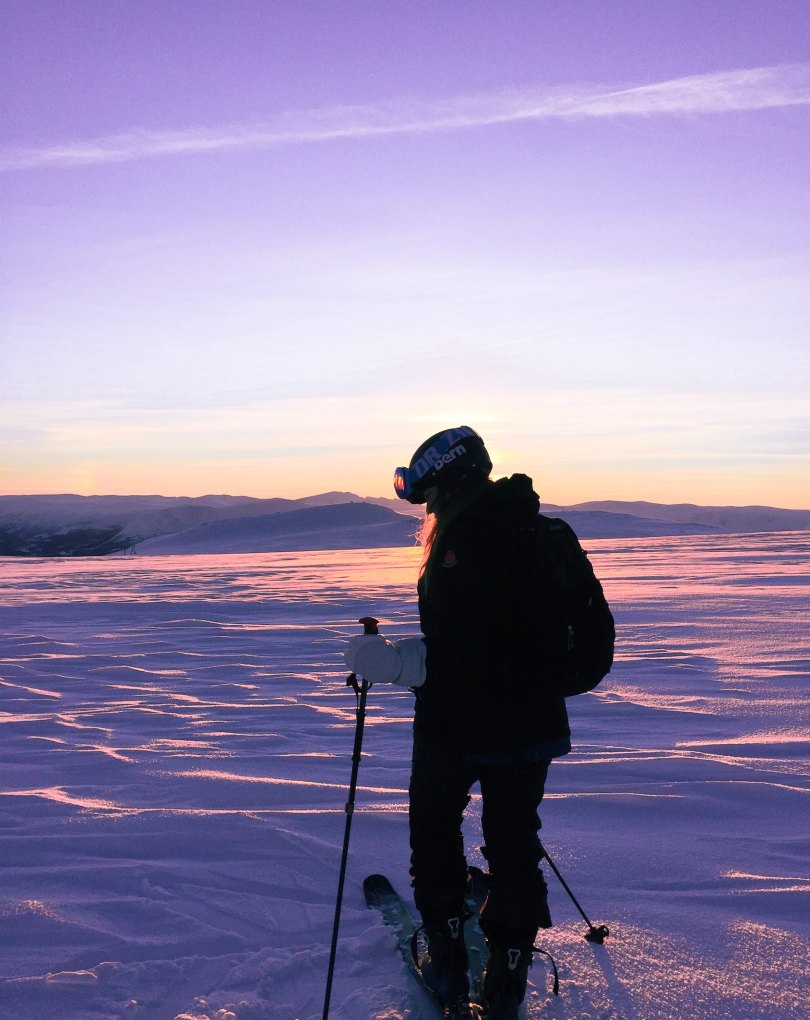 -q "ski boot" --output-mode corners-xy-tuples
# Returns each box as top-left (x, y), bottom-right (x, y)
(418, 914), (473, 1018)
(477, 939), (533, 1020)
